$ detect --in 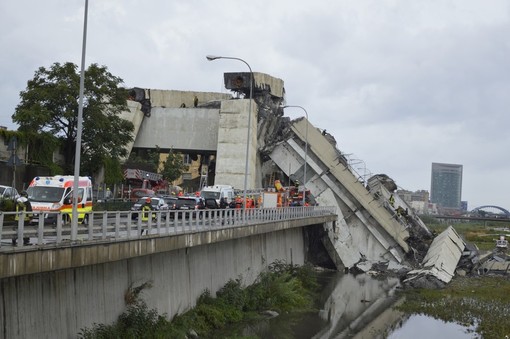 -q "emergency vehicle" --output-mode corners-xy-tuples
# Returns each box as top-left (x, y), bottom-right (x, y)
(26, 176), (93, 224)
(200, 185), (235, 205)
